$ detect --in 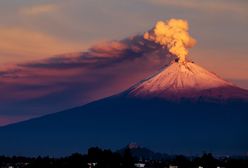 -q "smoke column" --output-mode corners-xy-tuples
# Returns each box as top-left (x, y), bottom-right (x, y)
(144, 19), (196, 63)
